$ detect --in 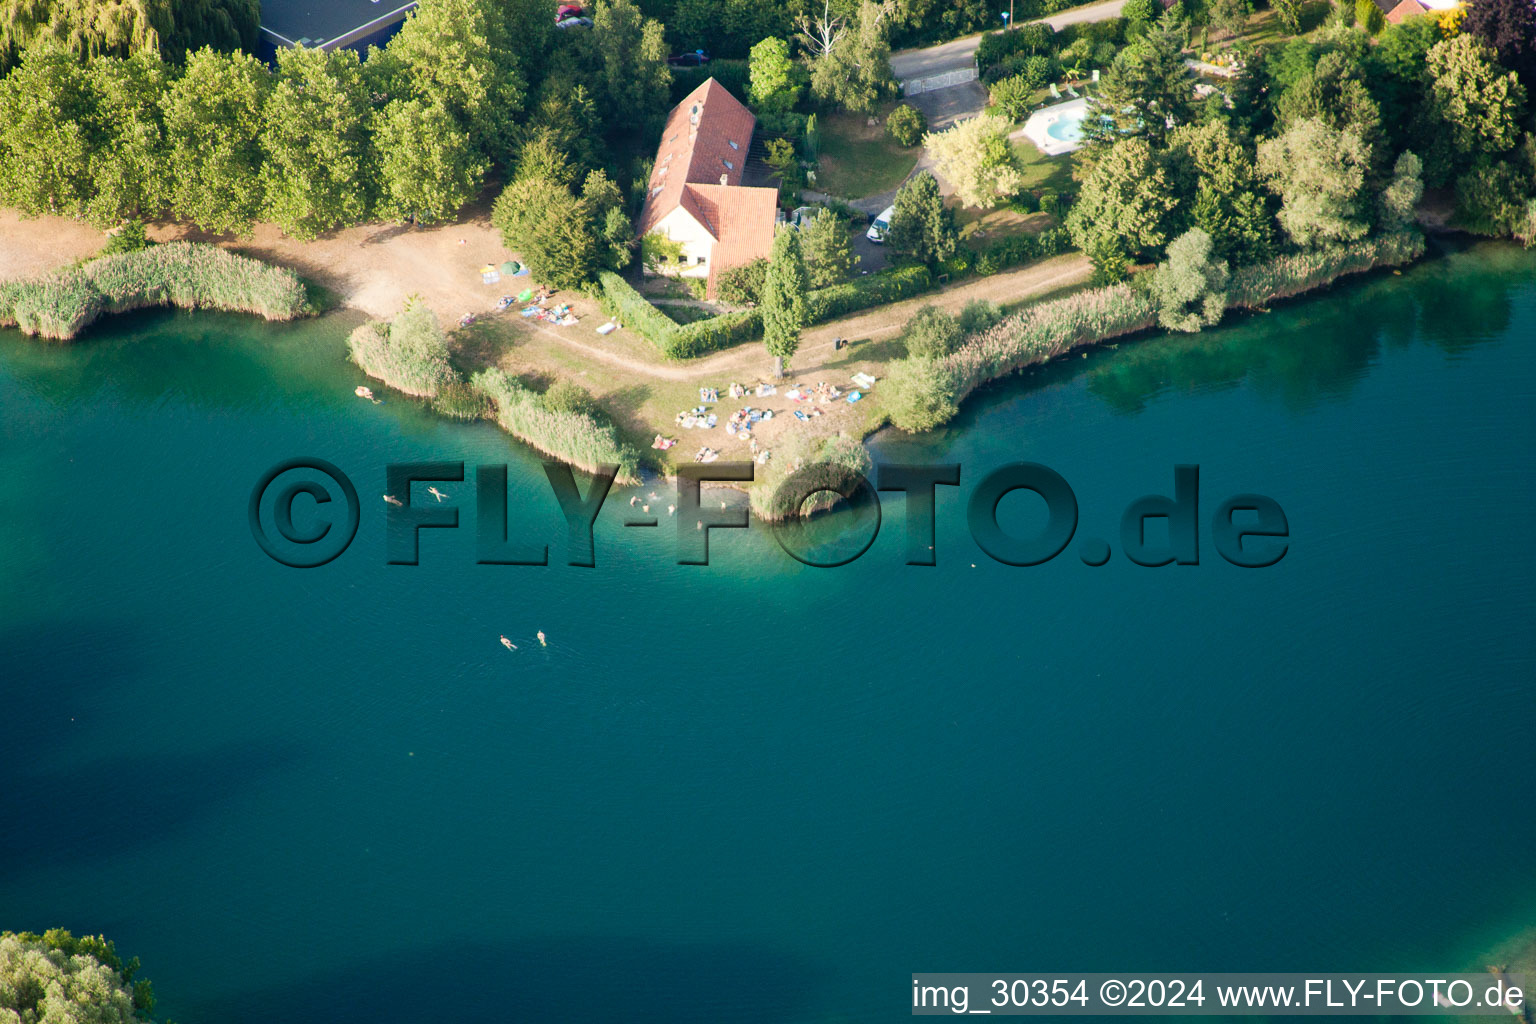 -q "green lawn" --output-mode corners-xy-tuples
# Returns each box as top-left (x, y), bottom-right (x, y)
(1010, 137), (1076, 194)
(814, 104), (922, 200)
